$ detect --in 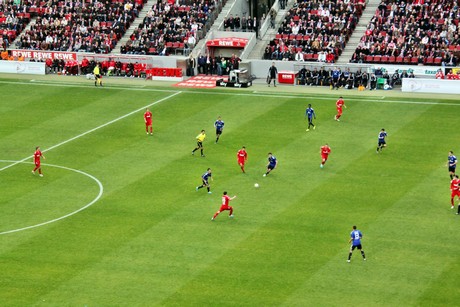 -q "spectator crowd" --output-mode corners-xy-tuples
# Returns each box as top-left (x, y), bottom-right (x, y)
(121, 0), (222, 55)
(264, 0), (366, 62)
(351, 0), (460, 66)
